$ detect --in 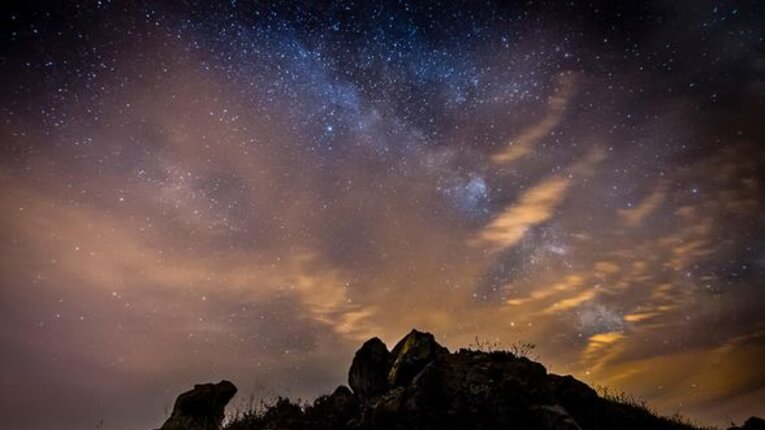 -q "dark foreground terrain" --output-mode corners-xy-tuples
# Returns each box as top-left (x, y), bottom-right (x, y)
(156, 329), (764, 430)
